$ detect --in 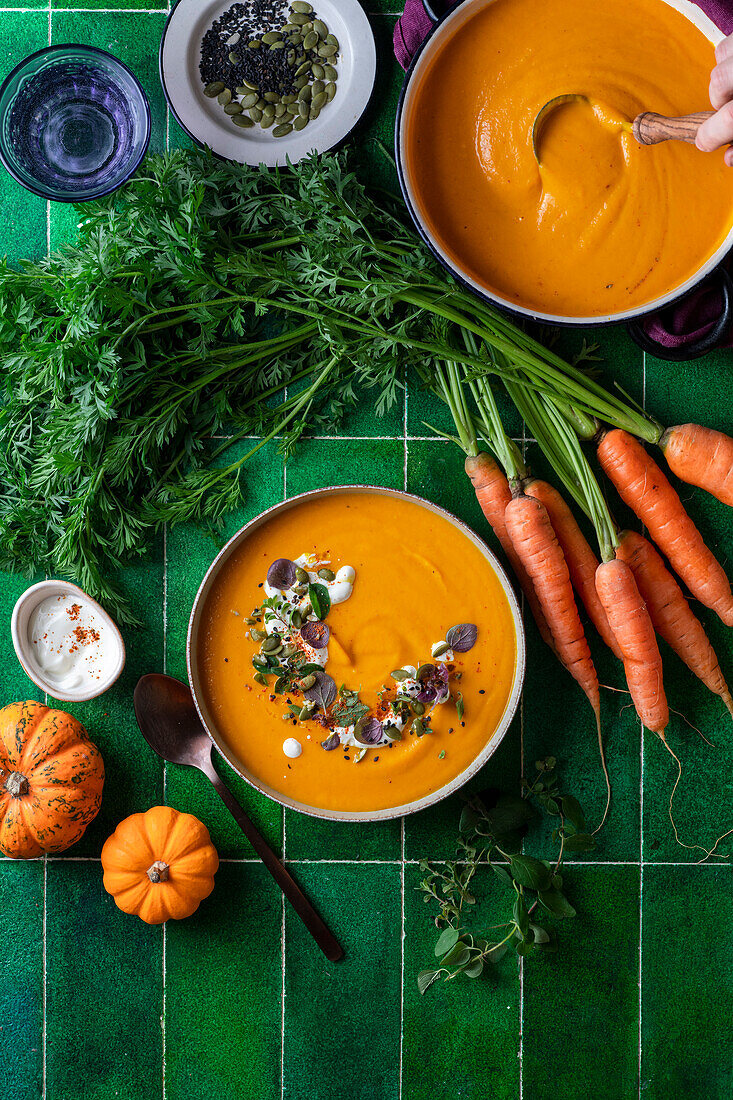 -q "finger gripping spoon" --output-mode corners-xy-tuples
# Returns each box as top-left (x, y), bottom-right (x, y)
(531, 94), (714, 163)
(133, 673), (344, 962)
